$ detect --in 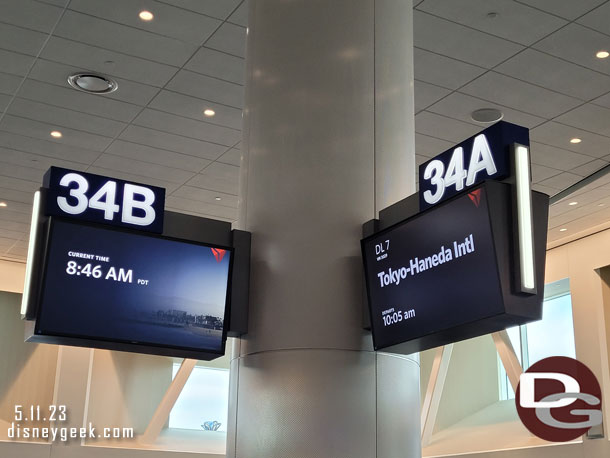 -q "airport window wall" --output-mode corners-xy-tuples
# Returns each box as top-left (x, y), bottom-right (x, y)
(419, 280), (582, 457)
(0, 280), (233, 456)
(498, 279), (576, 401)
(0, 291), (59, 444)
(420, 226), (610, 458)
(169, 363), (230, 433)
(83, 340), (233, 455)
